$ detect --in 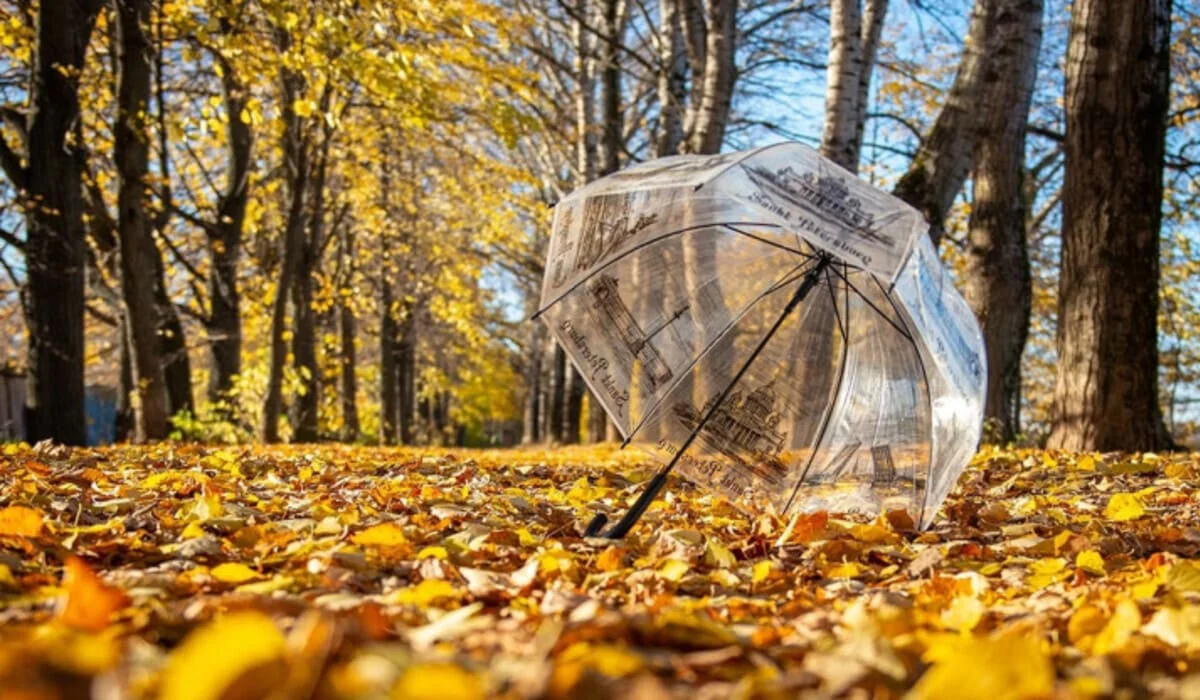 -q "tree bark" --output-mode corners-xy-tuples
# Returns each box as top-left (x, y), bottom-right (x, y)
(398, 319), (416, 445)
(206, 55), (250, 408)
(290, 101), (332, 443)
(339, 229), (359, 440)
(116, 0), (169, 441)
(821, 0), (888, 172)
(892, 0), (994, 243)
(261, 27), (309, 443)
(821, 0), (864, 170)
(522, 323), (544, 444)
(152, 247), (193, 418)
(379, 278), (398, 445)
(1047, 0), (1173, 451)
(548, 344), (567, 442)
(962, 0), (1042, 443)
(686, 0), (737, 154)
(5, 0), (103, 445)
(654, 0), (686, 158)
(565, 366), (584, 444)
